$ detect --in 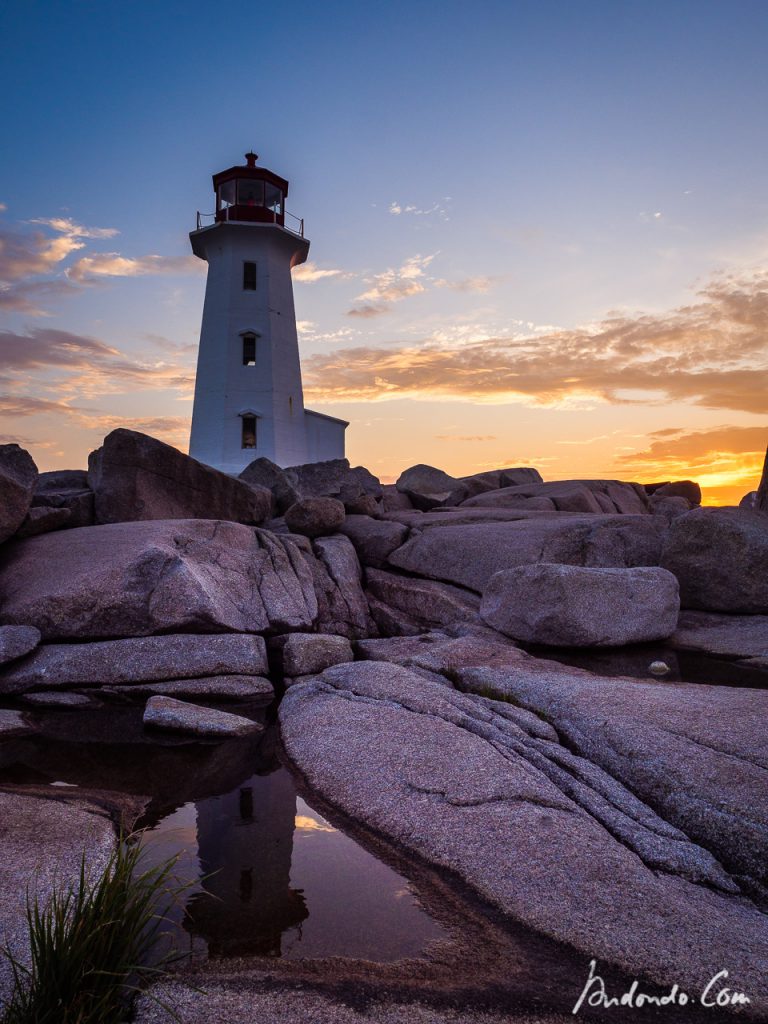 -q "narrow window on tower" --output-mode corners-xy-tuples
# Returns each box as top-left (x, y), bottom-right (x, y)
(241, 415), (257, 449)
(242, 333), (256, 366)
(243, 261), (257, 290)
